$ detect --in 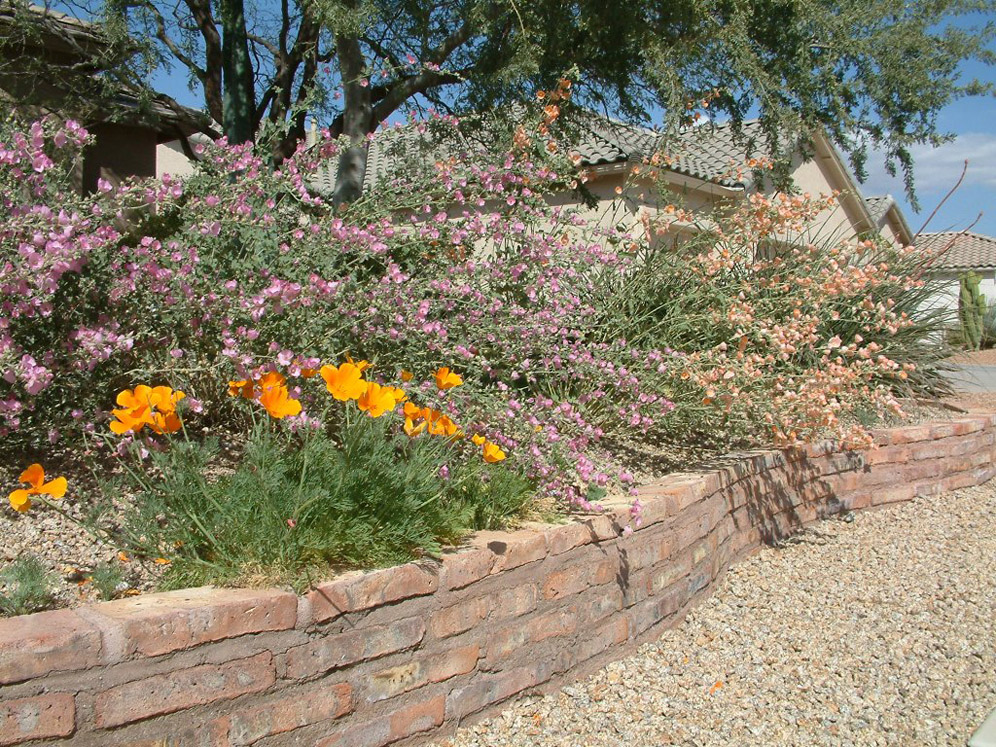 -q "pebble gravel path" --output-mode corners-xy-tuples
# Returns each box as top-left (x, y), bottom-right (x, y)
(432, 482), (996, 747)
